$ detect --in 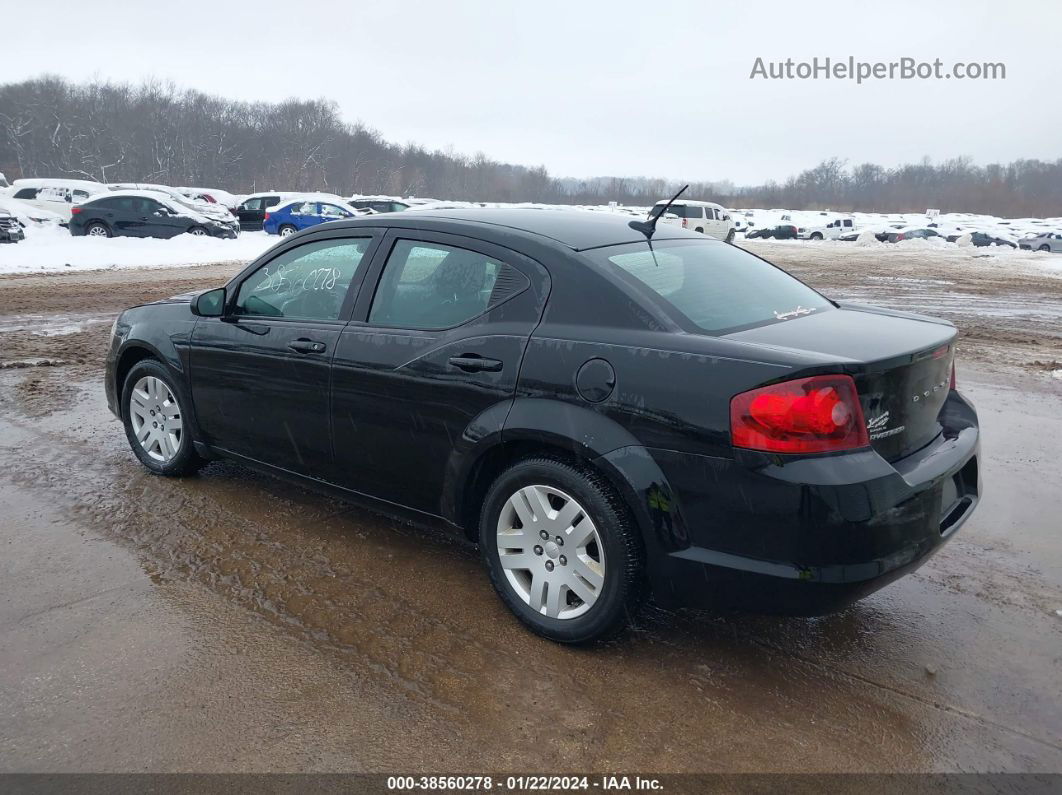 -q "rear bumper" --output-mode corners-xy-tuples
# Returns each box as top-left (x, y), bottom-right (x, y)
(601, 390), (980, 614)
